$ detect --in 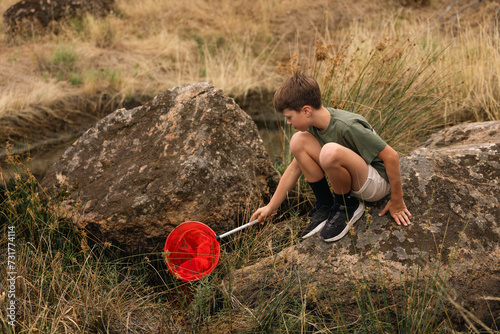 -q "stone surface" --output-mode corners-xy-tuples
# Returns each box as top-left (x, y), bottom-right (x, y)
(3, 0), (114, 35)
(224, 121), (500, 330)
(41, 82), (280, 252)
(420, 120), (500, 149)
